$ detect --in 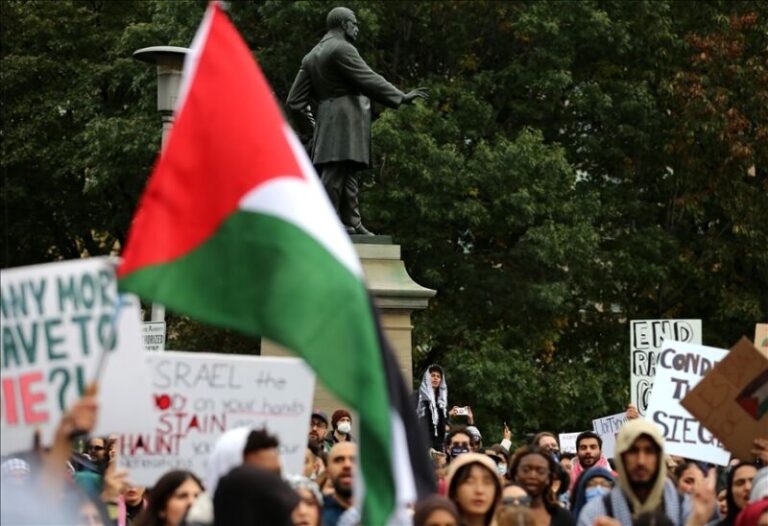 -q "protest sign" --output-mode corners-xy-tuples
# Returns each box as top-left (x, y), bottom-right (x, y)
(646, 341), (729, 465)
(592, 412), (628, 458)
(142, 322), (166, 352)
(119, 352), (315, 486)
(558, 432), (580, 454)
(755, 324), (768, 357)
(1, 258), (154, 455)
(682, 337), (767, 461)
(630, 319), (702, 415)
